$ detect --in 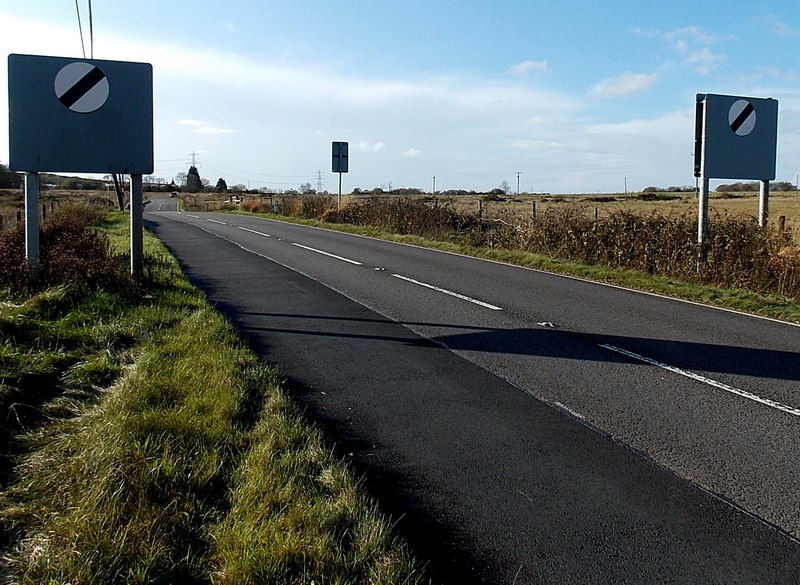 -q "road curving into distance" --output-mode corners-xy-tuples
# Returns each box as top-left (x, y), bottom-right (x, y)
(145, 198), (800, 584)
